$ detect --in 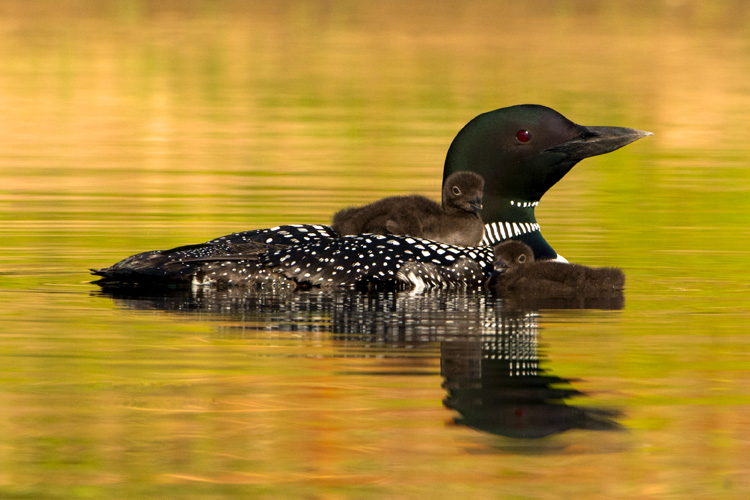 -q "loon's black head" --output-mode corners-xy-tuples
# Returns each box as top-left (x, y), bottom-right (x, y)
(442, 171), (484, 215)
(443, 104), (651, 258)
